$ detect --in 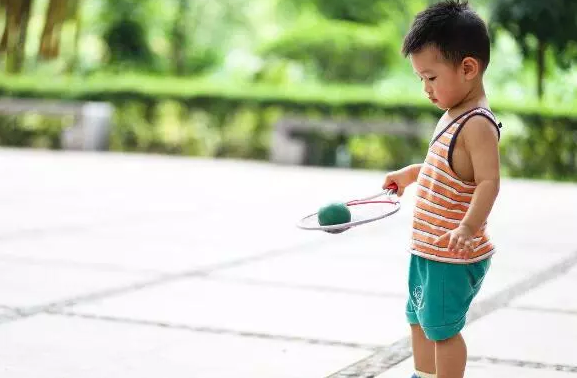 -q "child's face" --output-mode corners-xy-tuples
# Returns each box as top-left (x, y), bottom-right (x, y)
(410, 45), (470, 110)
